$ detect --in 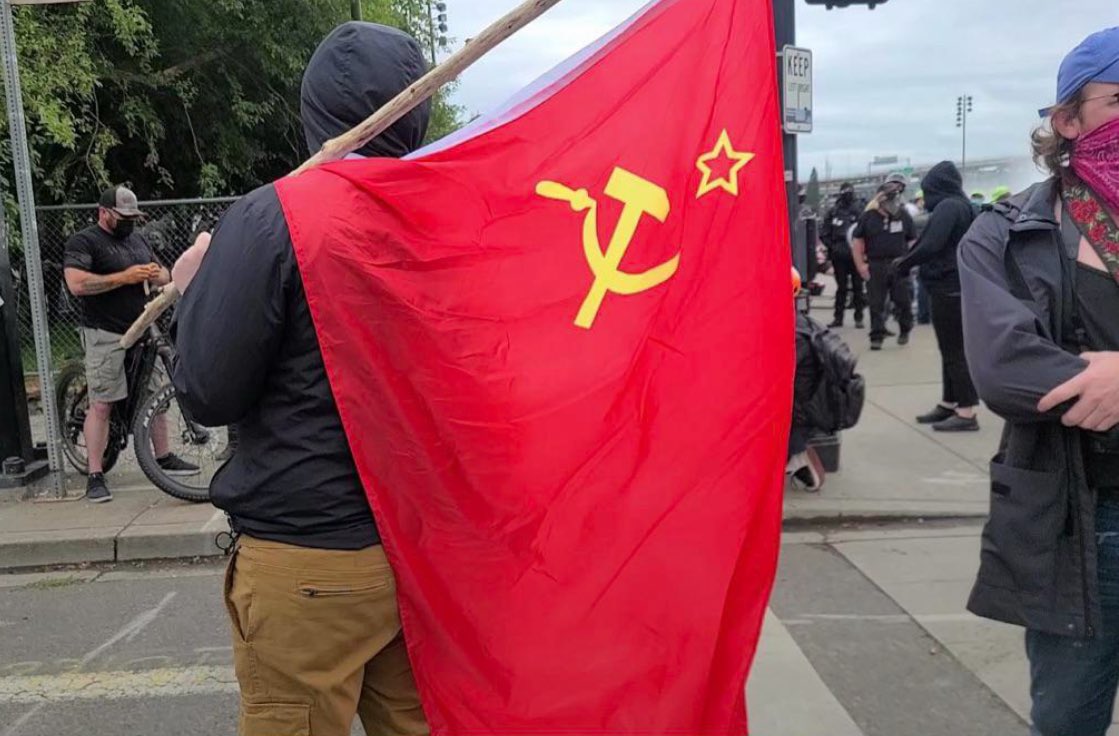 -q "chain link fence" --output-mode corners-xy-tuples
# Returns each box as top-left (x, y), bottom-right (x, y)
(13, 197), (238, 444)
